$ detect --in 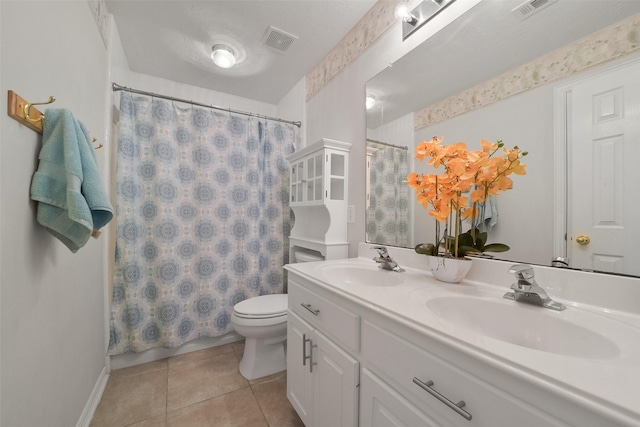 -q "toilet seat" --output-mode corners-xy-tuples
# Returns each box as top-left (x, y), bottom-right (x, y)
(233, 294), (288, 319)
